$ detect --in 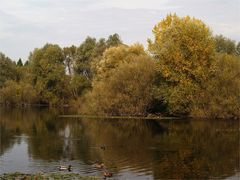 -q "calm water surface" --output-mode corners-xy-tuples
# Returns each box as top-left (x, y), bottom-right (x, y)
(0, 108), (239, 179)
